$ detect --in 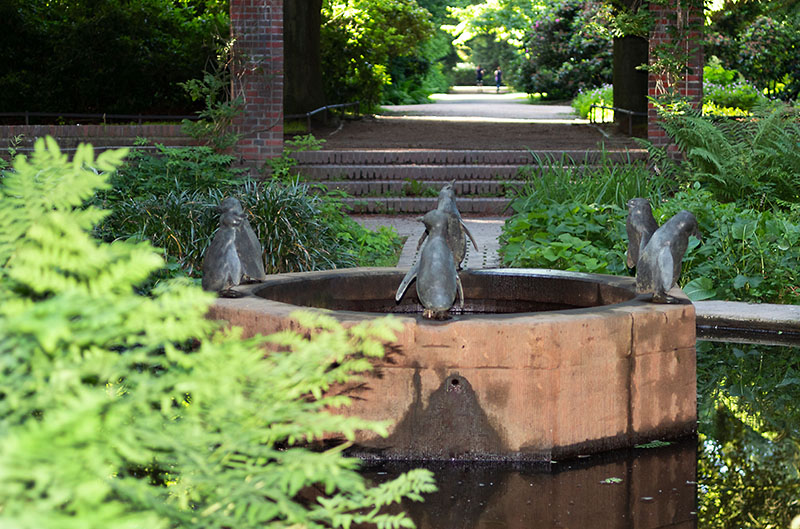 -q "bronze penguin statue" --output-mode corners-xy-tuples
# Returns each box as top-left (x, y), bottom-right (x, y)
(636, 210), (700, 303)
(202, 209), (244, 295)
(397, 209), (464, 319)
(625, 198), (659, 269)
(218, 197), (267, 281)
(417, 181), (478, 269)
